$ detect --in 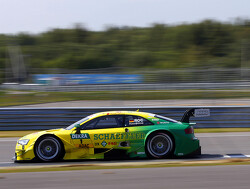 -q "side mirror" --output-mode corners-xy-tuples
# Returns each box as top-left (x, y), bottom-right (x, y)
(74, 124), (81, 134)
